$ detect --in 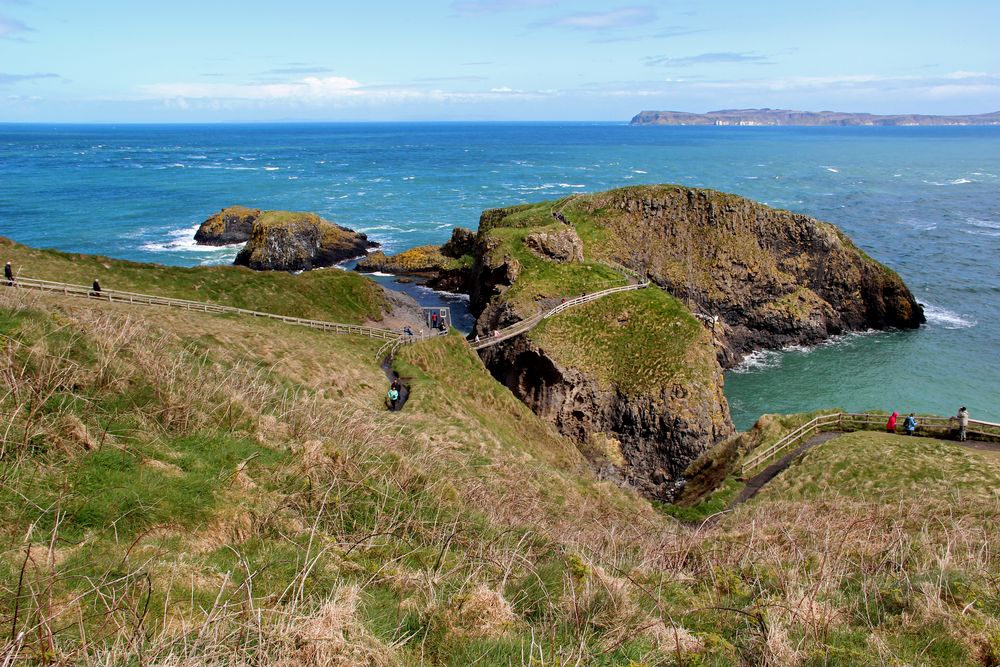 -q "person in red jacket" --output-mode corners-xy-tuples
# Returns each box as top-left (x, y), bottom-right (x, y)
(886, 411), (898, 433)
